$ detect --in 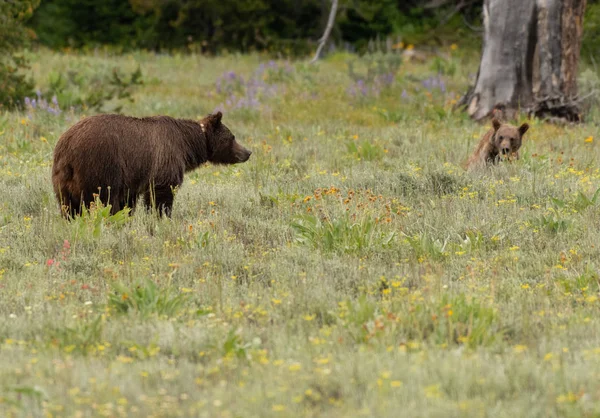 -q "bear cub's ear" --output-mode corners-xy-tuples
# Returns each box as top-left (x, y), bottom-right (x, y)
(492, 118), (501, 132)
(206, 111), (223, 127)
(518, 122), (529, 137)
